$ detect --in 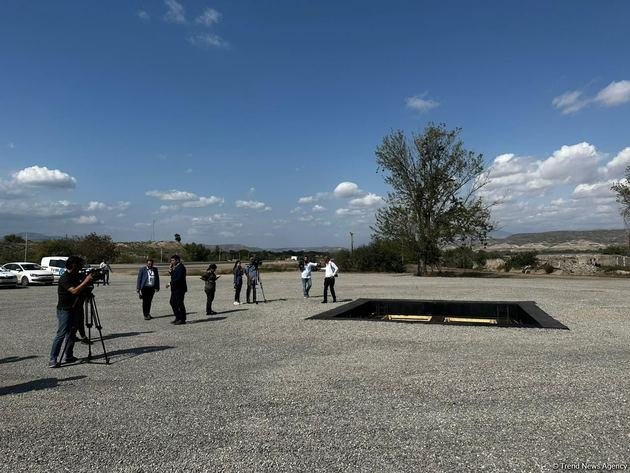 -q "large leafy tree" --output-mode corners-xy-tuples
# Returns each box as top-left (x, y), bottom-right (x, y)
(611, 168), (630, 246)
(73, 233), (119, 264)
(373, 124), (494, 275)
